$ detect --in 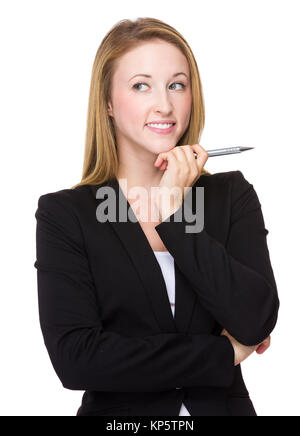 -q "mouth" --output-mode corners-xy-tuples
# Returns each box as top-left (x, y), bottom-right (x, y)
(145, 123), (176, 135)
